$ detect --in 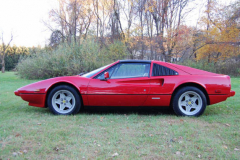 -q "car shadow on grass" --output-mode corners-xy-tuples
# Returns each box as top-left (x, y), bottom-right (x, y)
(21, 105), (175, 116)
(81, 106), (175, 116)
